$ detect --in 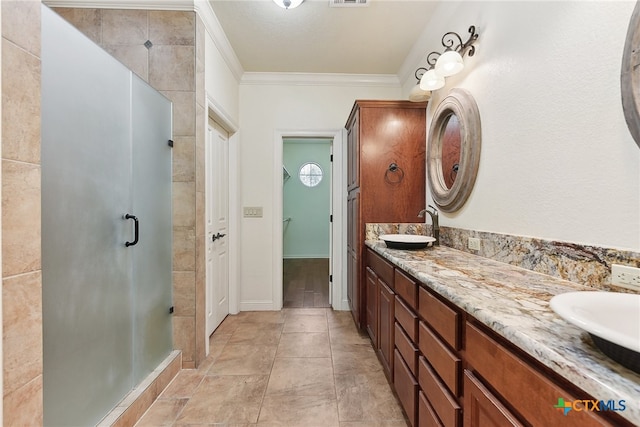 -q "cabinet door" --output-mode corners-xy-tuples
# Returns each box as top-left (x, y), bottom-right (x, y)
(347, 111), (360, 190)
(464, 370), (523, 427)
(347, 191), (360, 325)
(379, 280), (395, 379)
(365, 267), (379, 347)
